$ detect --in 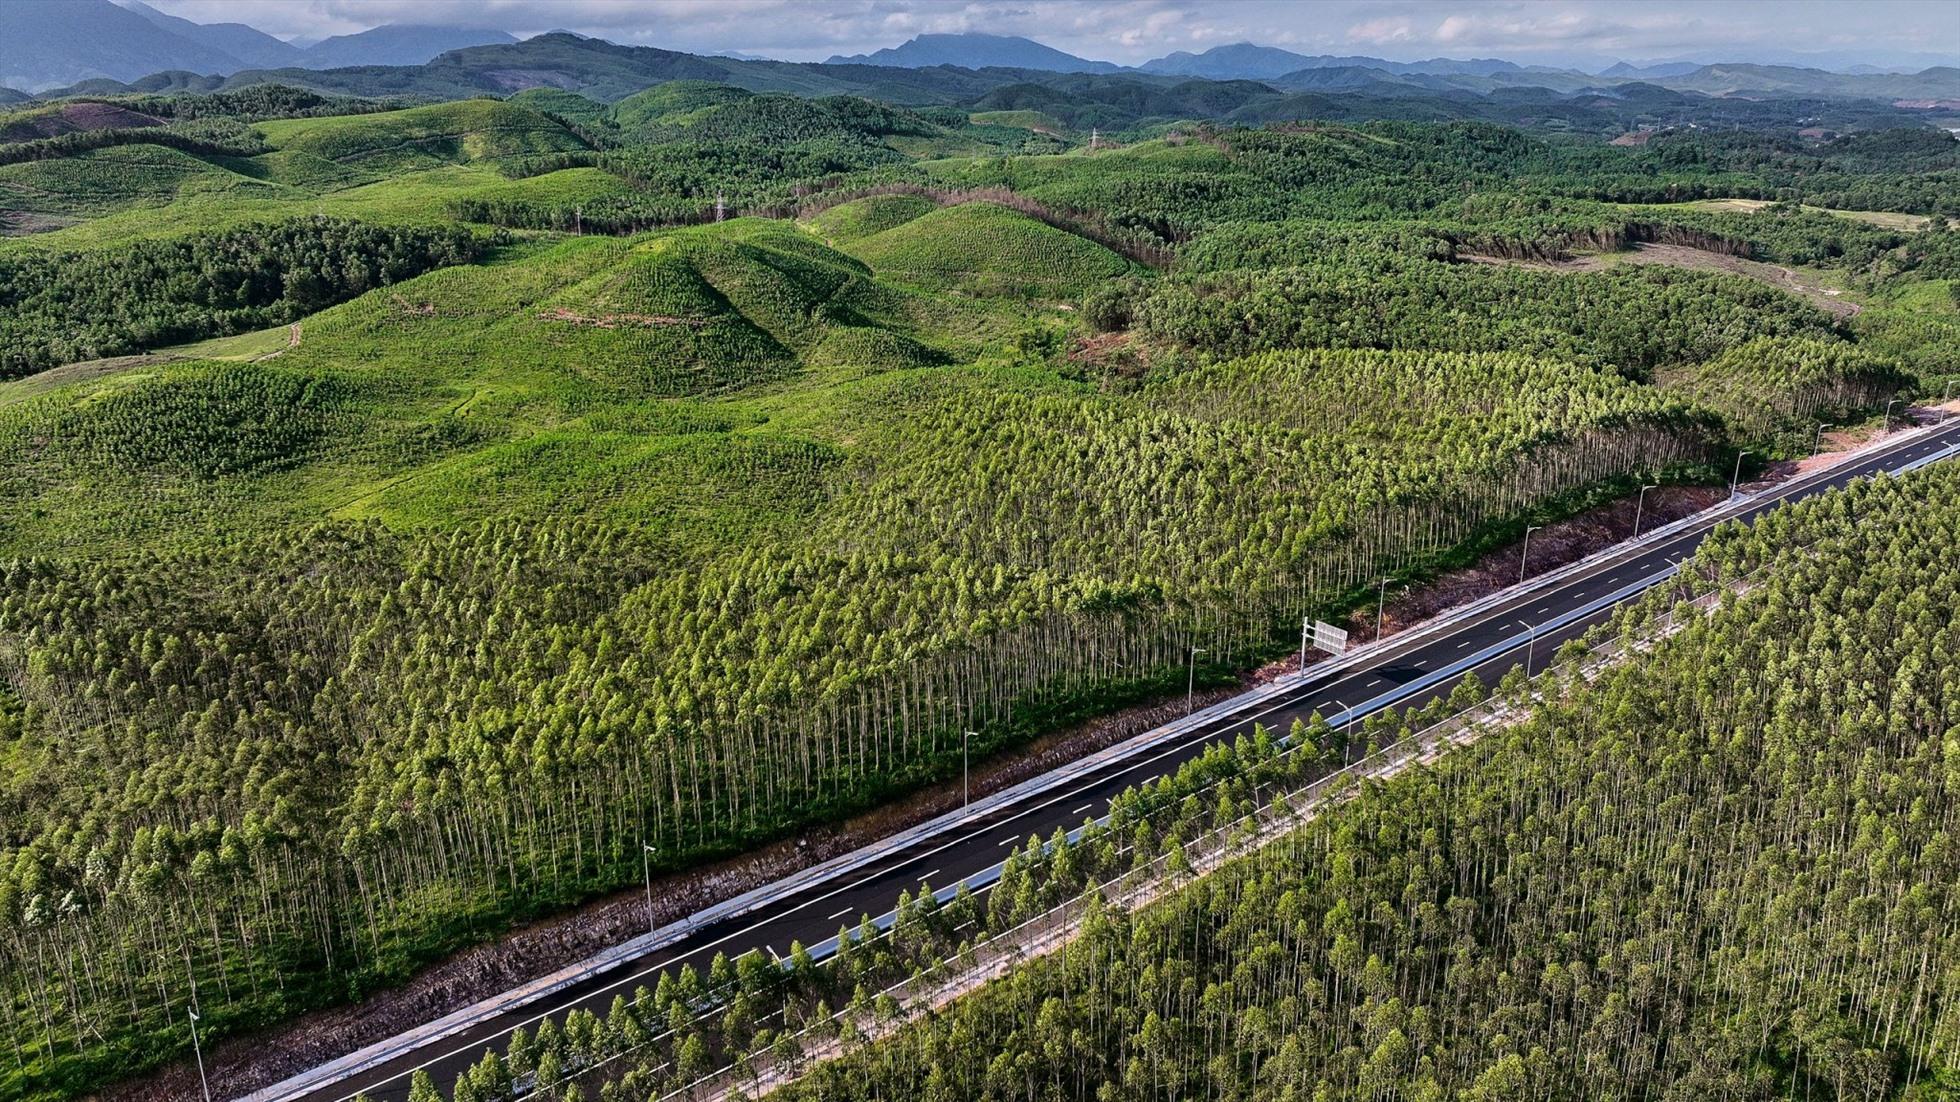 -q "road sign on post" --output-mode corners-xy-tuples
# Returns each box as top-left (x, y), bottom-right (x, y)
(1311, 620), (1349, 655)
